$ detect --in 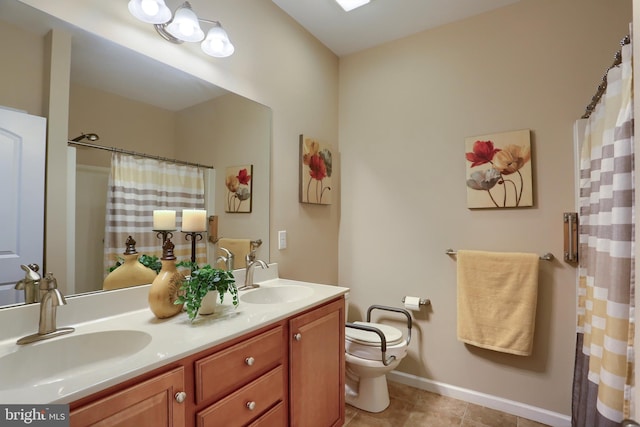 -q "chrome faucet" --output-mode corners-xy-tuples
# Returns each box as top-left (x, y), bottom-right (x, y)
(239, 258), (268, 291)
(216, 247), (234, 270)
(17, 272), (75, 345)
(14, 264), (41, 304)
